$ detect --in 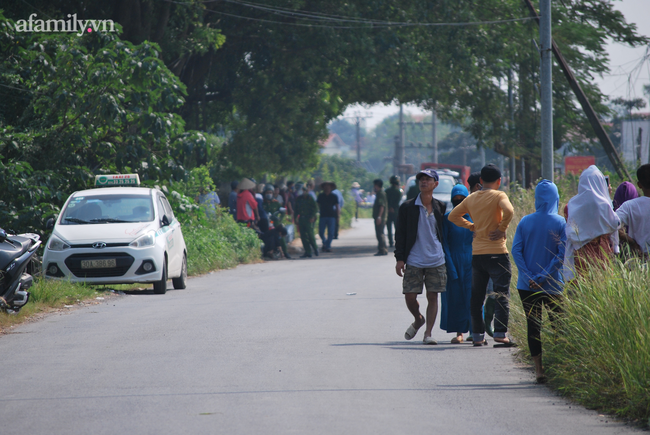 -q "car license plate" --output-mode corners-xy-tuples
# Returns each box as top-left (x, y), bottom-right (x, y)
(81, 259), (117, 269)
